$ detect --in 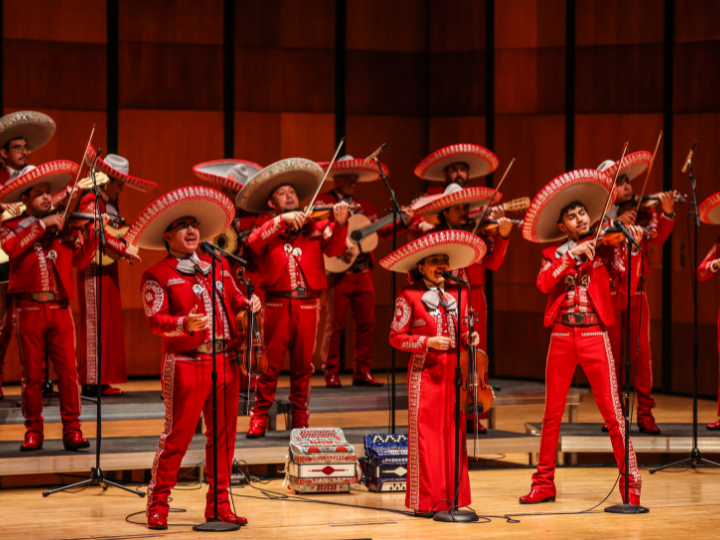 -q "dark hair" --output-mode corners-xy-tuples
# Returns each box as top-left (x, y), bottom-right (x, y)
(443, 161), (470, 173)
(557, 201), (586, 224)
(2, 136), (26, 152)
(20, 185), (35, 199)
(437, 210), (448, 226)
